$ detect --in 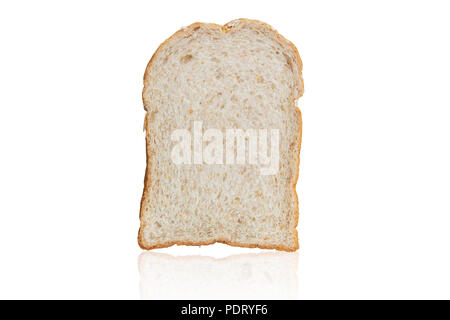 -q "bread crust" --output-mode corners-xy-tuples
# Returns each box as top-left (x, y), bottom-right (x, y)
(138, 19), (303, 252)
